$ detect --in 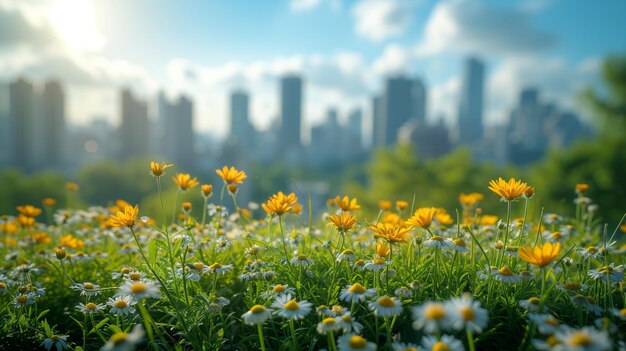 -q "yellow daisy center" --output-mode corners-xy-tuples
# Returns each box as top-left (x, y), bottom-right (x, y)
(273, 285), (285, 293)
(348, 335), (367, 348)
(377, 296), (395, 308)
(130, 282), (147, 294)
(570, 332), (591, 346)
(373, 257), (386, 265)
(424, 304), (446, 320)
(84, 283), (94, 290)
(16, 295), (28, 304)
(545, 318), (559, 327)
(284, 300), (299, 311)
(498, 266), (513, 276)
(341, 249), (354, 255)
(194, 262), (205, 270)
(460, 306), (475, 321)
(349, 283), (367, 294)
(85, 303), (97, 310)
(528, 297), (541, 305)
(250, 305), (265, 314)
(564, 282), (582, 290)
(432, 341), (450, 351)
(210, 263), (223, 269)
(51, 335), (60, 342)
(322, 317), (335, 325)
(620, 308), (626, 317)
(129, 272), (141, 280)
(111, 332), (128, 346)
(453, 238), (466, 247)
(430, 236), (443, 241)
(586, 246), (597, 253)
(114, 300), (128, 309)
